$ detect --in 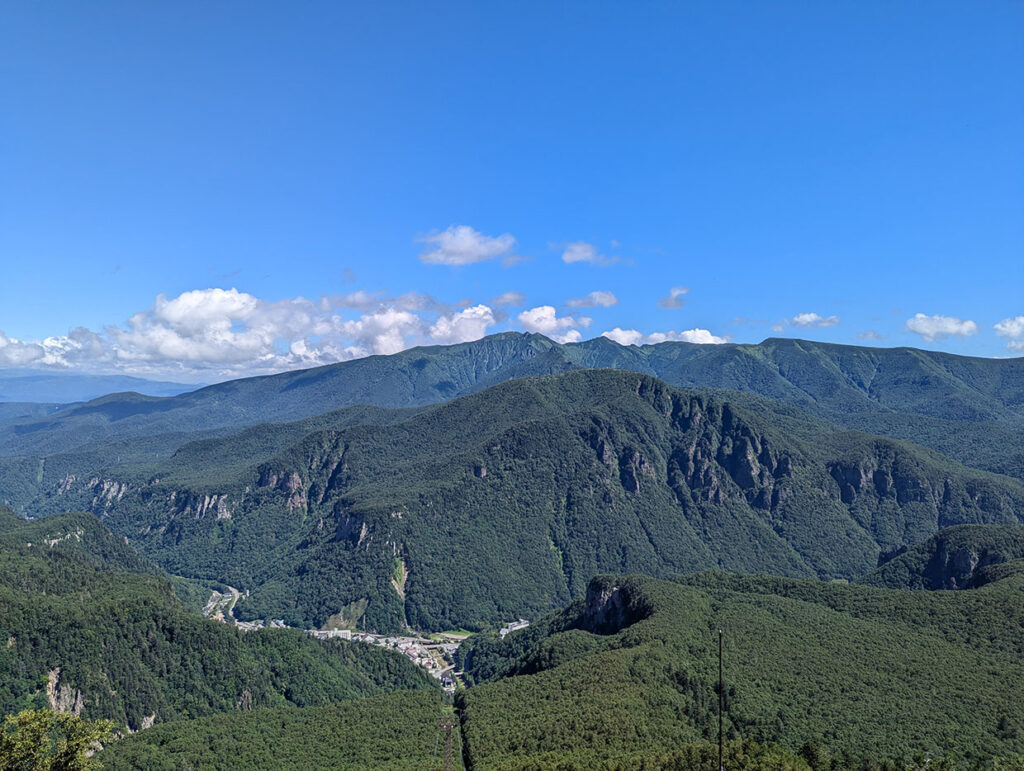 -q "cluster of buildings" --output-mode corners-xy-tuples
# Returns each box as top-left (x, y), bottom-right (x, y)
(331, 632), (460, 689)
(203, 589), (527, 693)
(307, 628), (352, 640)
(235, 618), (287, 632)
(500, 618), (530, 638)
